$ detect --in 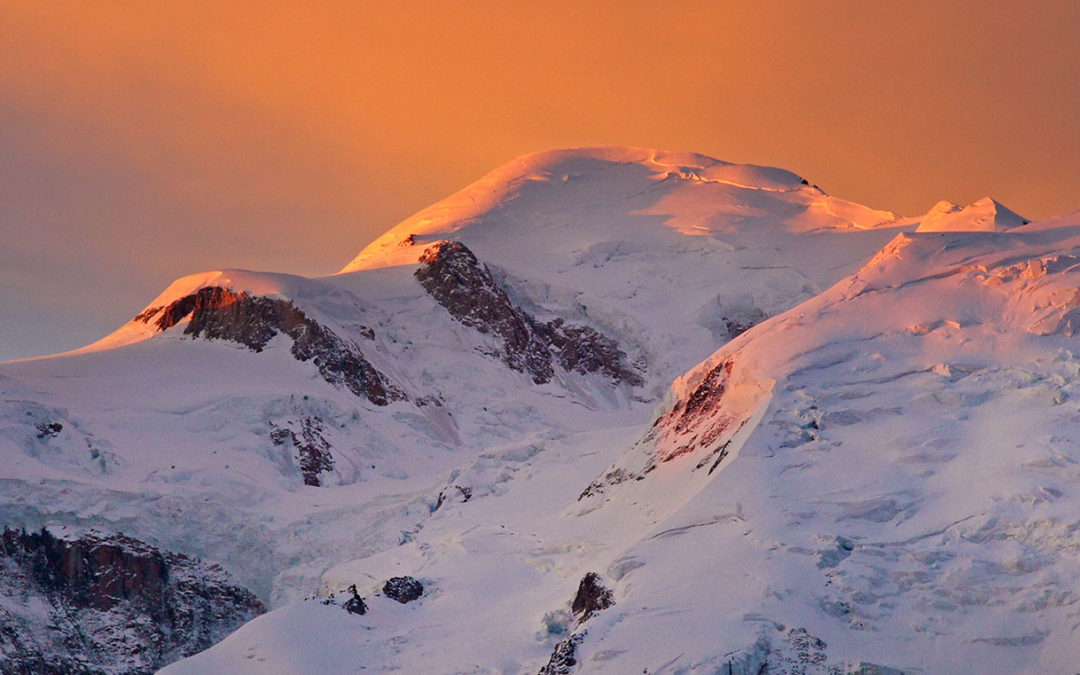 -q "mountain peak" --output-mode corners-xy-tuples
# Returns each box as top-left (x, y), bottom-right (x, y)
(915, 196), (1028, 232)
(339, 146), (874, 274)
